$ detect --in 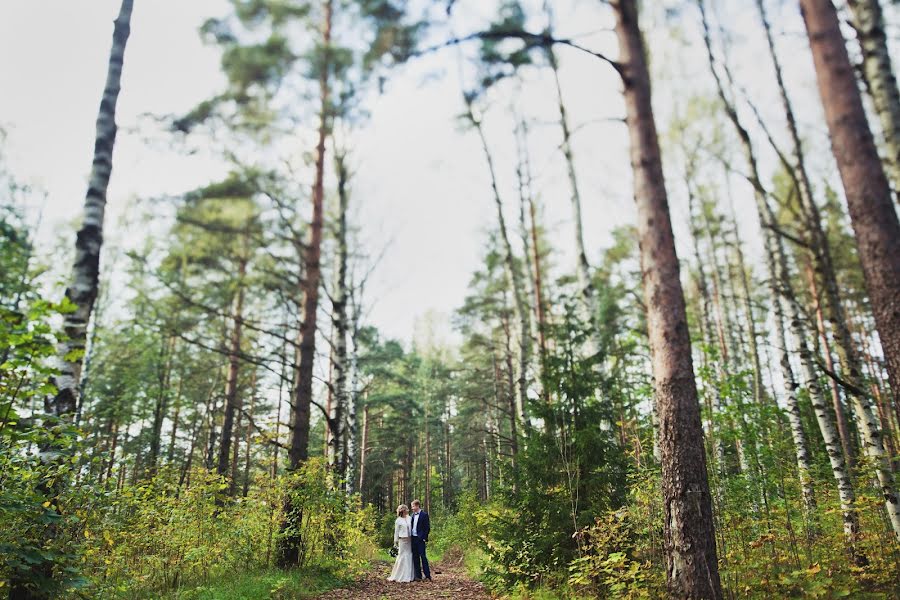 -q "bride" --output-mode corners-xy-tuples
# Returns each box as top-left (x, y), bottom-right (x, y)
(387, 504), (415, 582)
